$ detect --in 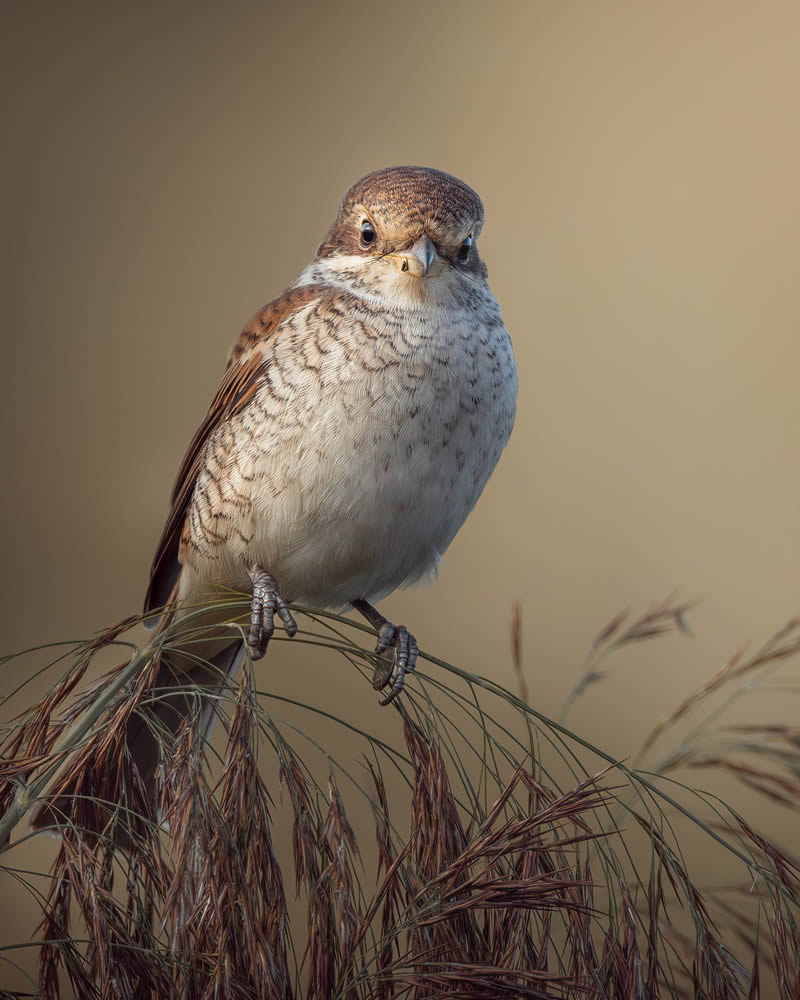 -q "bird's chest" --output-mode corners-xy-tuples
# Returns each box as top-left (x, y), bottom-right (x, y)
(237, 302), (515, 532)
(218, 300), (515, 603)
(288, 306), (516, 515)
